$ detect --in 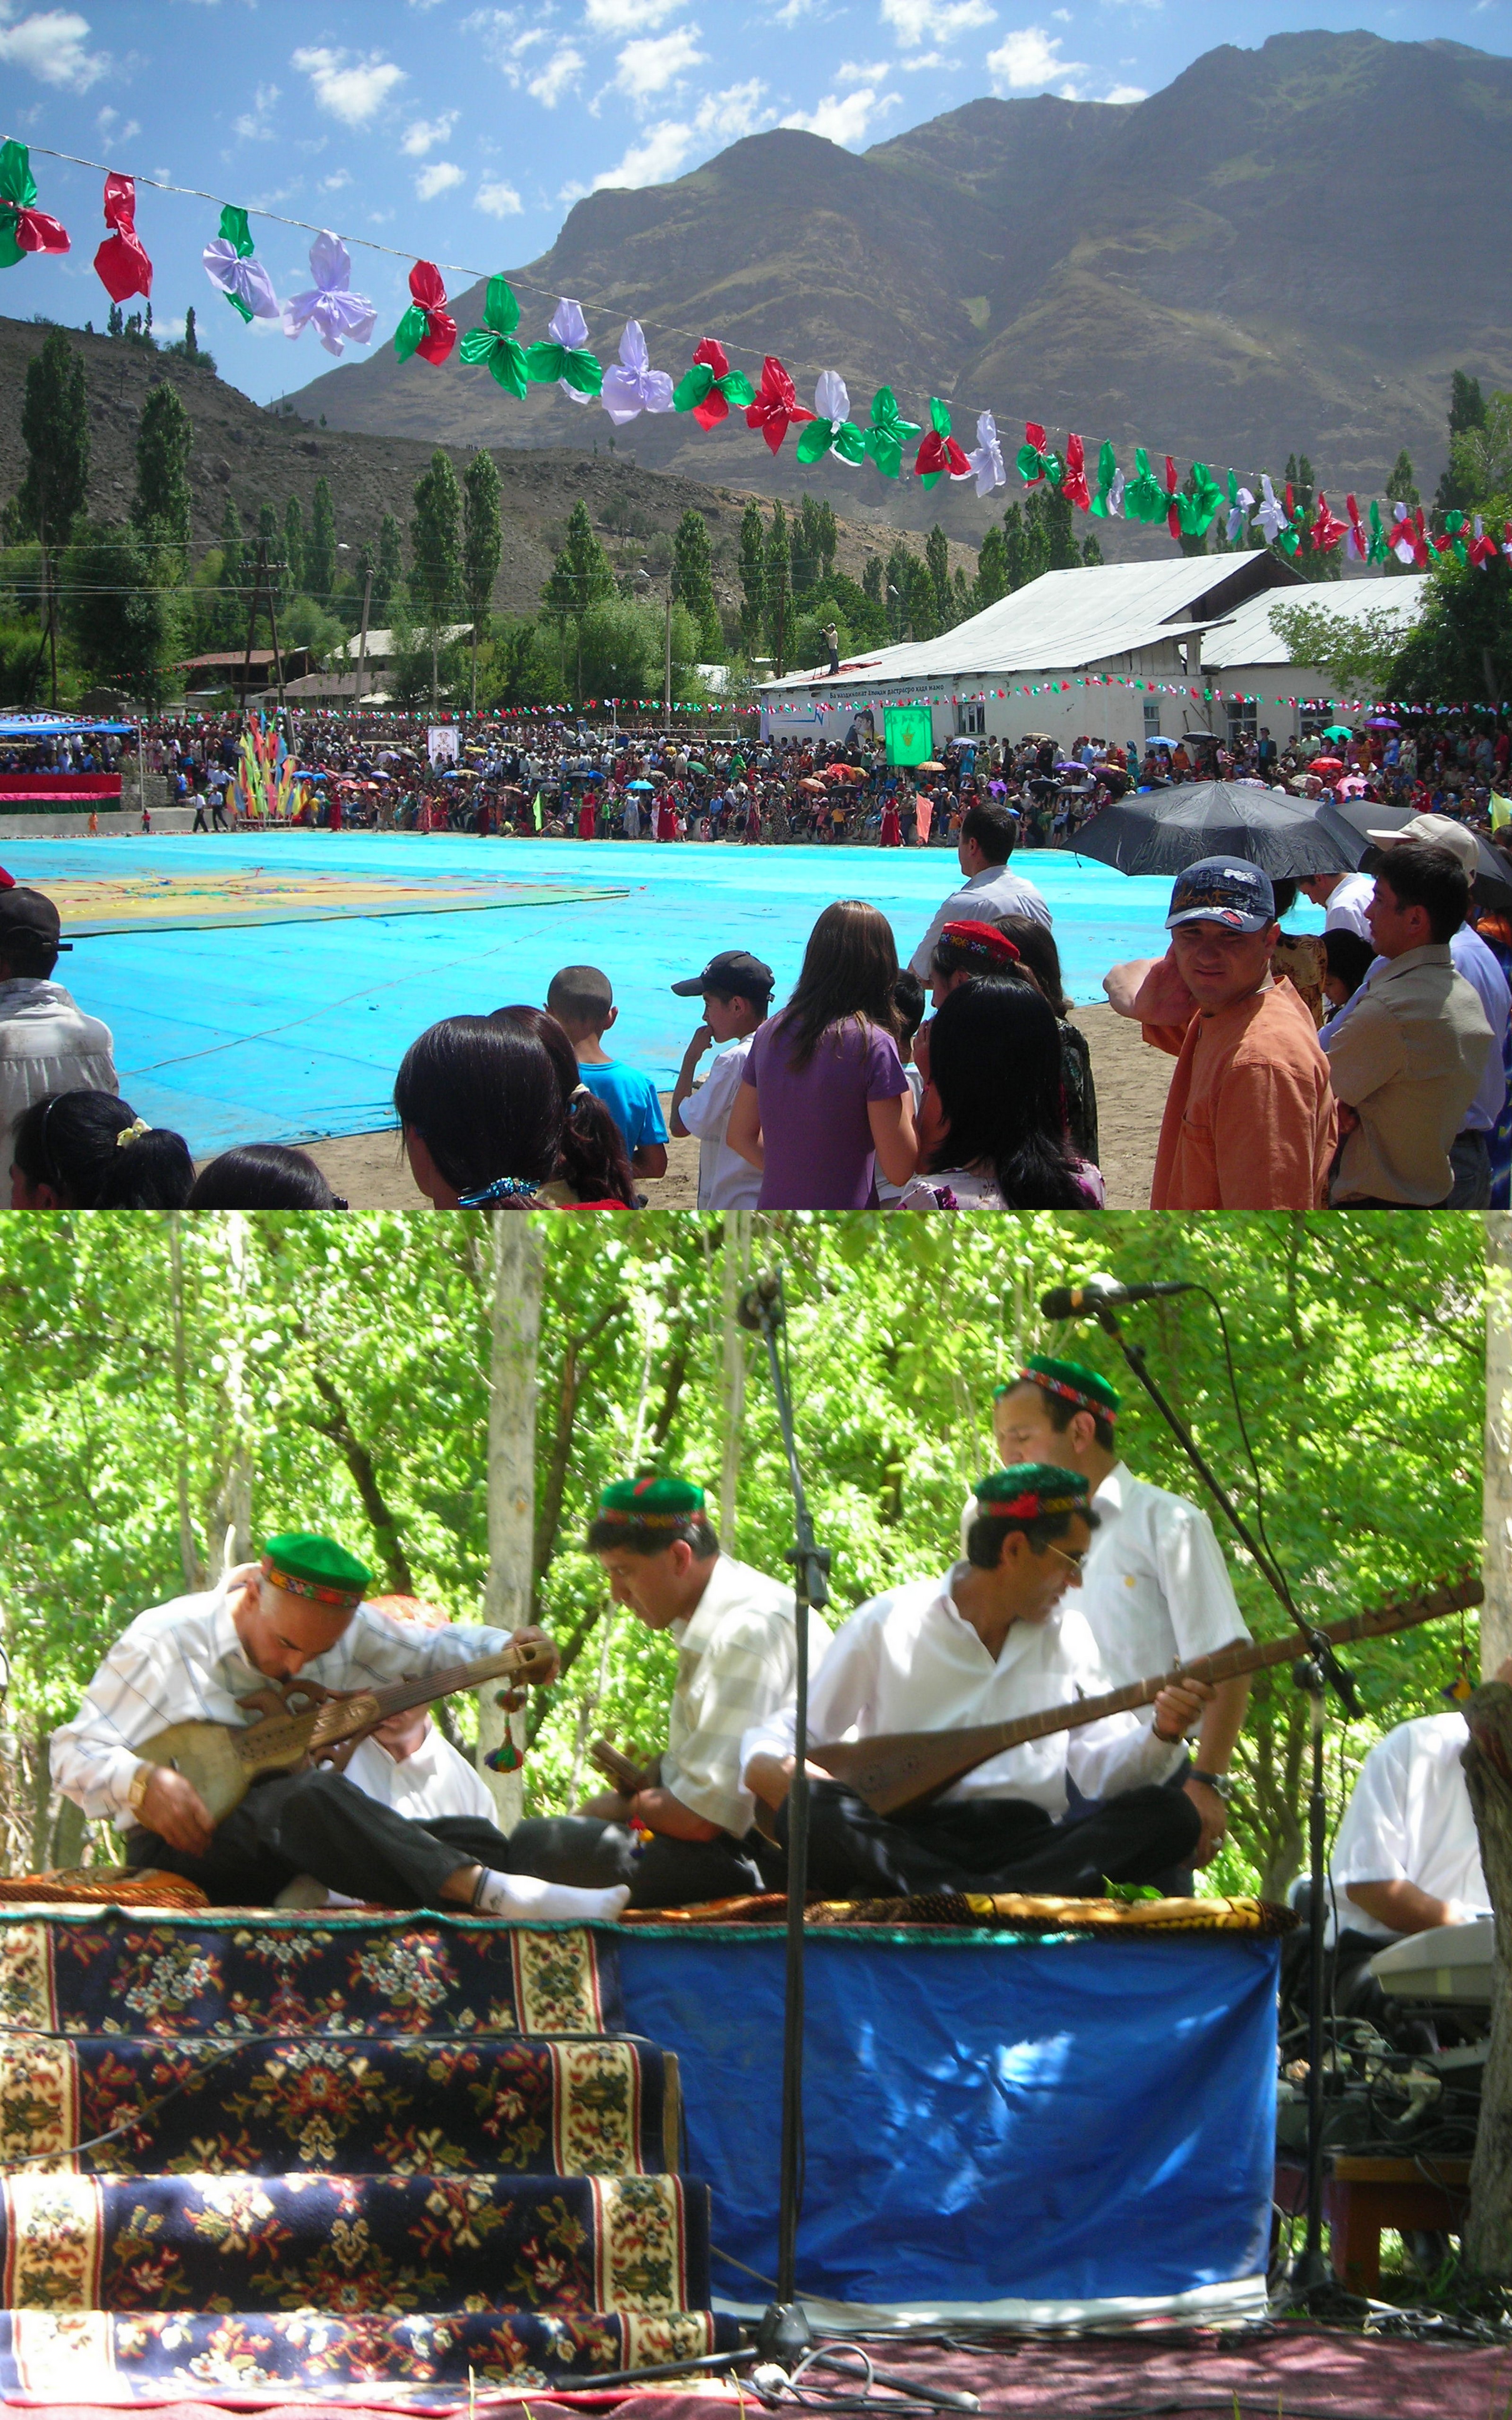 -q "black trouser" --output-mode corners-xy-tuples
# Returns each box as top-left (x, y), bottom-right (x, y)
(784, 1779), (1200, 1901)
(1063, 1757), (1197, 1899)
(501, 1813), (781, 1910)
